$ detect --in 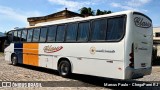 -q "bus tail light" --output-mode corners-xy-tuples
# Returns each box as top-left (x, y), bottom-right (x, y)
(129, 43), (134, 68)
